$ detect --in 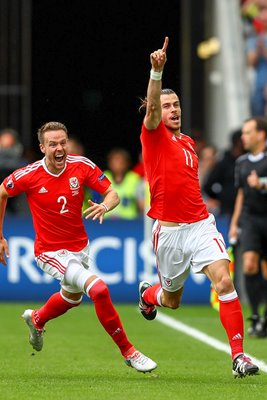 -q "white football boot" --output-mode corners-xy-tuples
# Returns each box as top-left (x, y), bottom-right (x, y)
(22, 309), (45, 352)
